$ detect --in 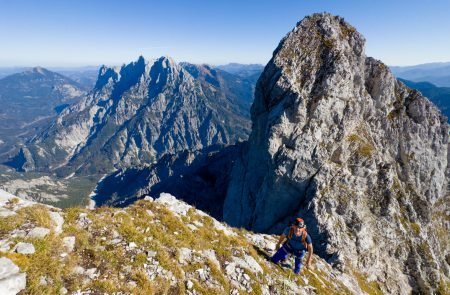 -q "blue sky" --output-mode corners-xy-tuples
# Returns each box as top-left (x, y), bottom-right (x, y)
(1, 0), (449, 67)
